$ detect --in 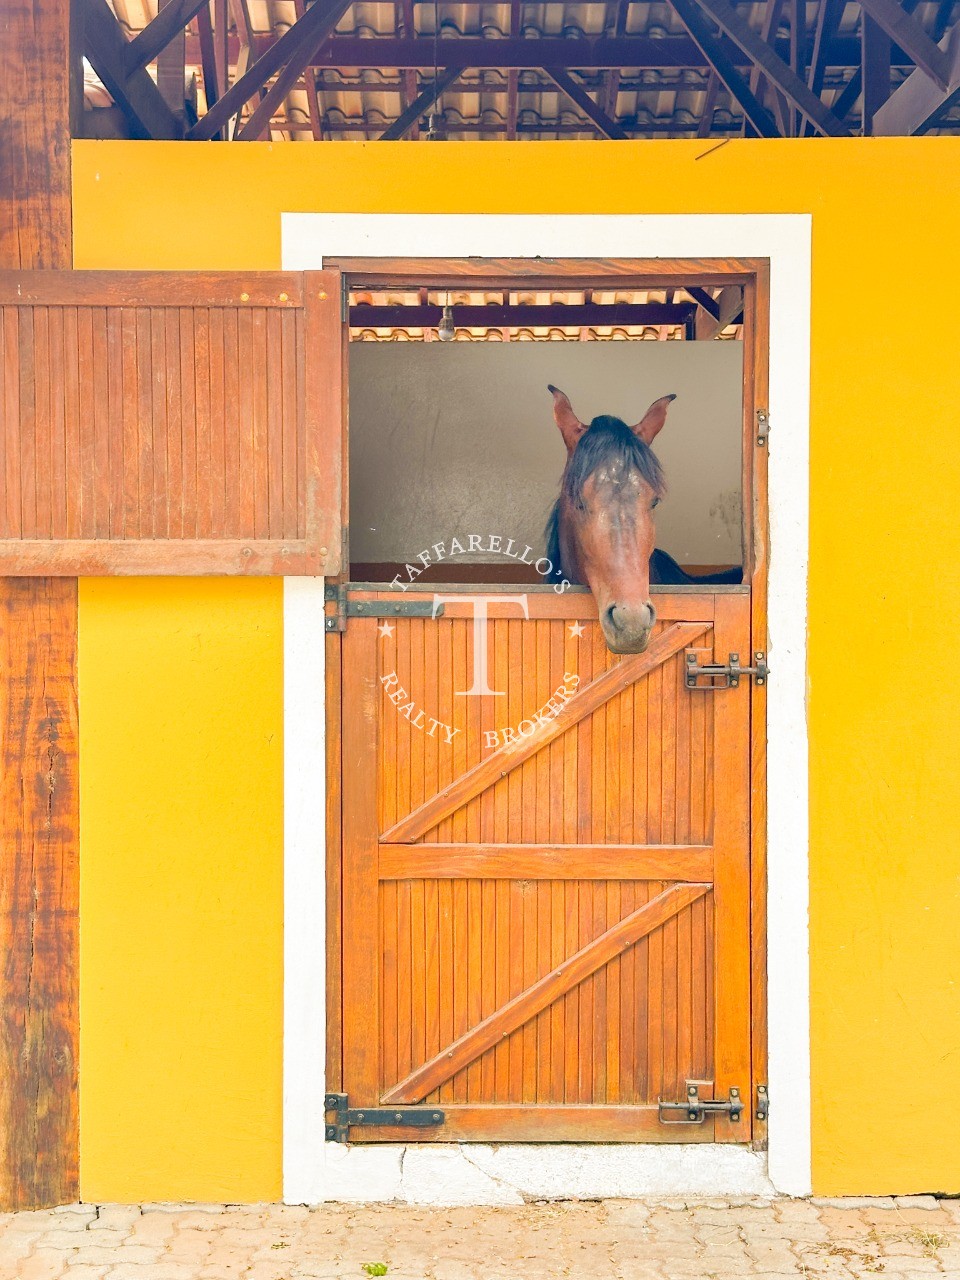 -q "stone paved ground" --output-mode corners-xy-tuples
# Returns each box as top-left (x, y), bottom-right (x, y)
(1, 1197), (959, 1280)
